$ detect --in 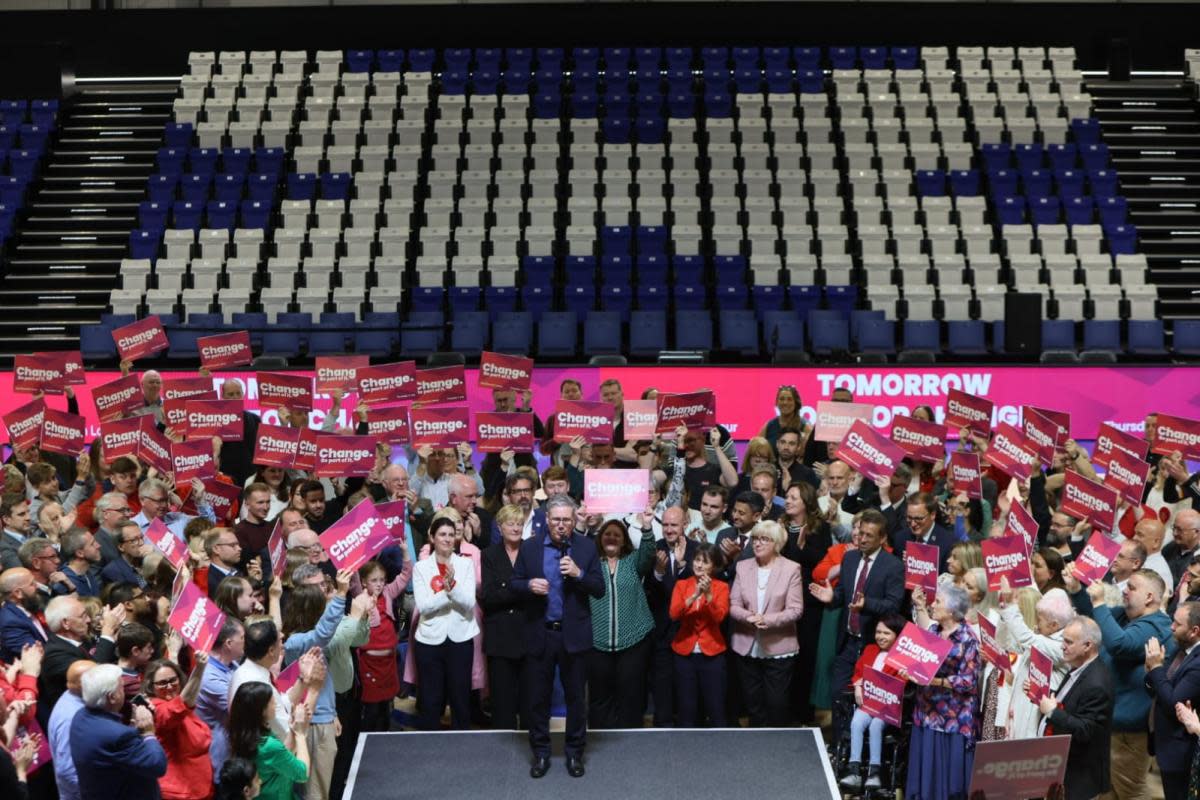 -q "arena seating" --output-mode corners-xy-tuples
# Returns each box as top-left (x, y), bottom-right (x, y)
(0, 99), (54, 281)
(57, 45), (1189, 361)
